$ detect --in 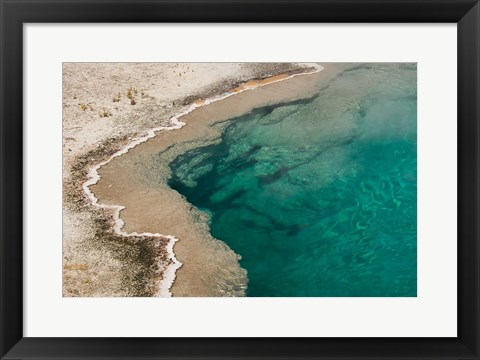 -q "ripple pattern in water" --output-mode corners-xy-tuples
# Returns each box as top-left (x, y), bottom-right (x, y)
(169, 64), (417, 296)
